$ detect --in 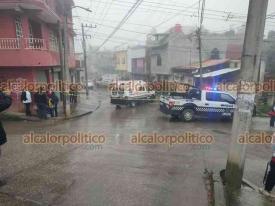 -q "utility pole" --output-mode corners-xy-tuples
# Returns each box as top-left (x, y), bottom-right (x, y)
(59, 2), (71, 118)
(198, 29), (203, 89)
(81, 23), (96, 99)
(145, 45), (151, 82)
(197, 0), (206, 90)
(225, 0), (269, 191)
